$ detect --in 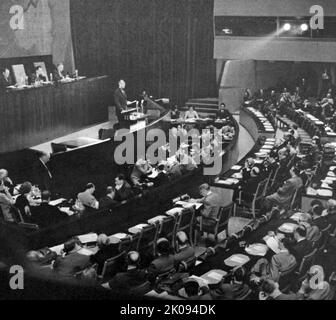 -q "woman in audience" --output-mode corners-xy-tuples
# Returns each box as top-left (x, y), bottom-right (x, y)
(0, 183), (15, 222)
